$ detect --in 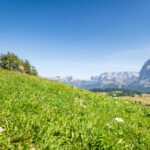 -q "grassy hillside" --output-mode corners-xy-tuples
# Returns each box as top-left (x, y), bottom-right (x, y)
(0, 69), (150, 149)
